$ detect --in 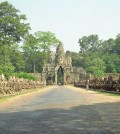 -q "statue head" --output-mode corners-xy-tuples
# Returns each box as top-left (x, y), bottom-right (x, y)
(65, 51), (72, 66)
(49, 51), (55, 64)
(56, 41), (65, 64)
